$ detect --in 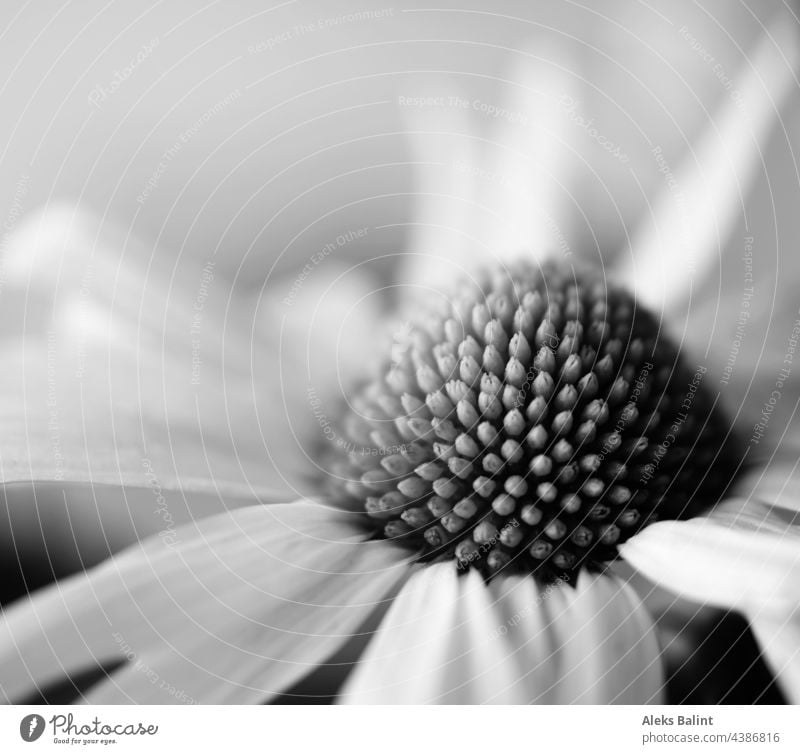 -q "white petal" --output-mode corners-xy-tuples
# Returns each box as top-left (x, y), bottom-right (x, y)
(621, 502), (800, 702)
(620, 501), (800, 613)
(400, 46), (577, 291)
(532, 572), (665, 704)
(0, 204), (390, 565)
(339, 564), (664, 704)
(750, 608), (800, 704)
(0, 500), (413, 703)
(614, 21), (800, 449)
(0, 203), (385, 500)
(617, 15), (800, 319)
(0, 204), (300, 497)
